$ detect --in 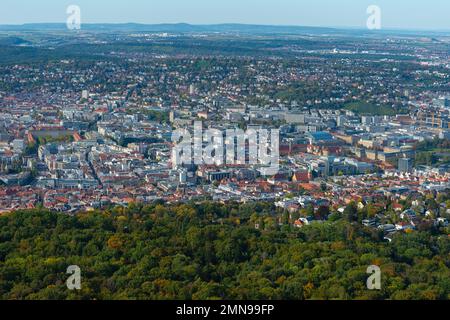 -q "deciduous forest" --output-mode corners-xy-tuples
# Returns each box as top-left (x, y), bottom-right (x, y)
(0, 202), (448, 300)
